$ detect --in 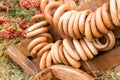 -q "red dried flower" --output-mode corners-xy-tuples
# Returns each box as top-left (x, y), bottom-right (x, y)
(0, 18), (11, 25)
(75, 0), (80, 3)
(35, 10), (42, 15)
(20, 0), (39, 9)
(19, 19), (28, 29)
